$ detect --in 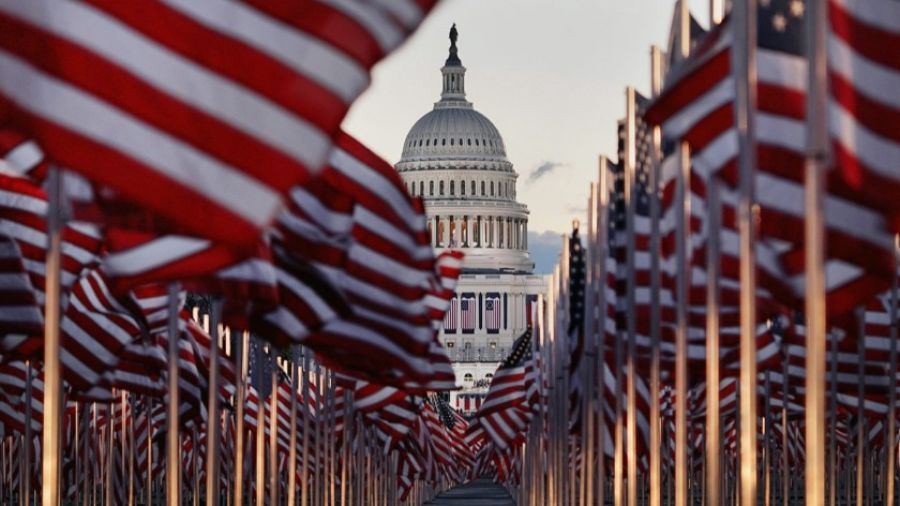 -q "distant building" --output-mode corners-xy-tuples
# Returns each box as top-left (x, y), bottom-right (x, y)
(395, 25), (545, 413)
